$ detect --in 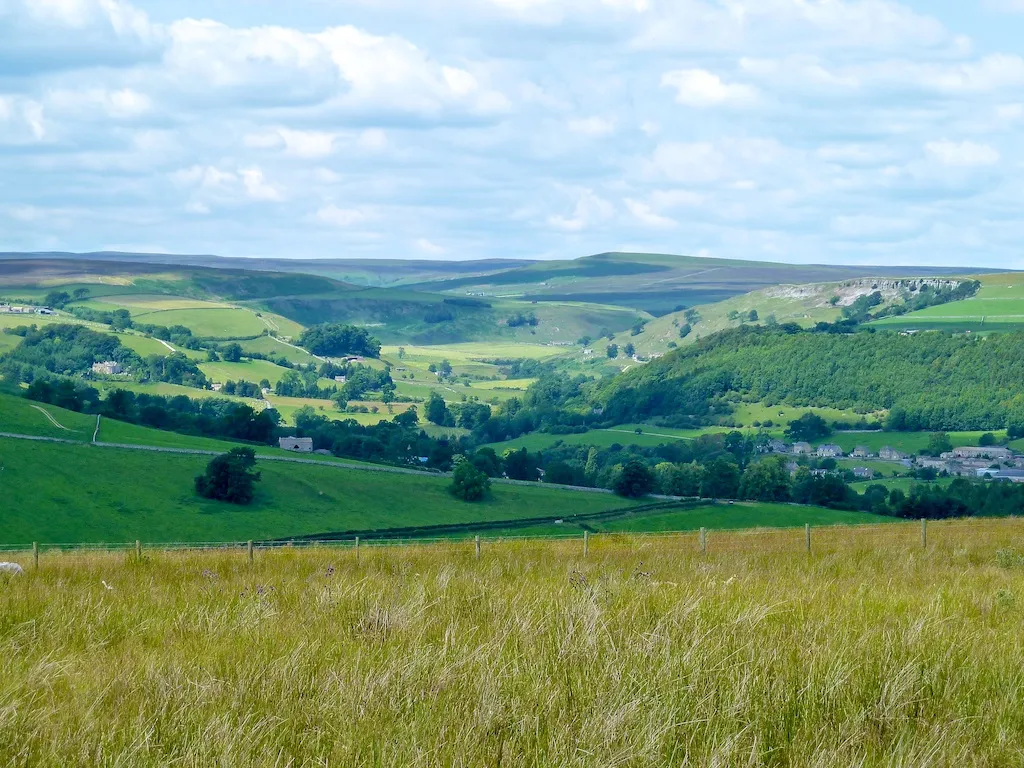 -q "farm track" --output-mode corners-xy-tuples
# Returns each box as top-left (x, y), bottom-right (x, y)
(29, 405), (74, 431)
